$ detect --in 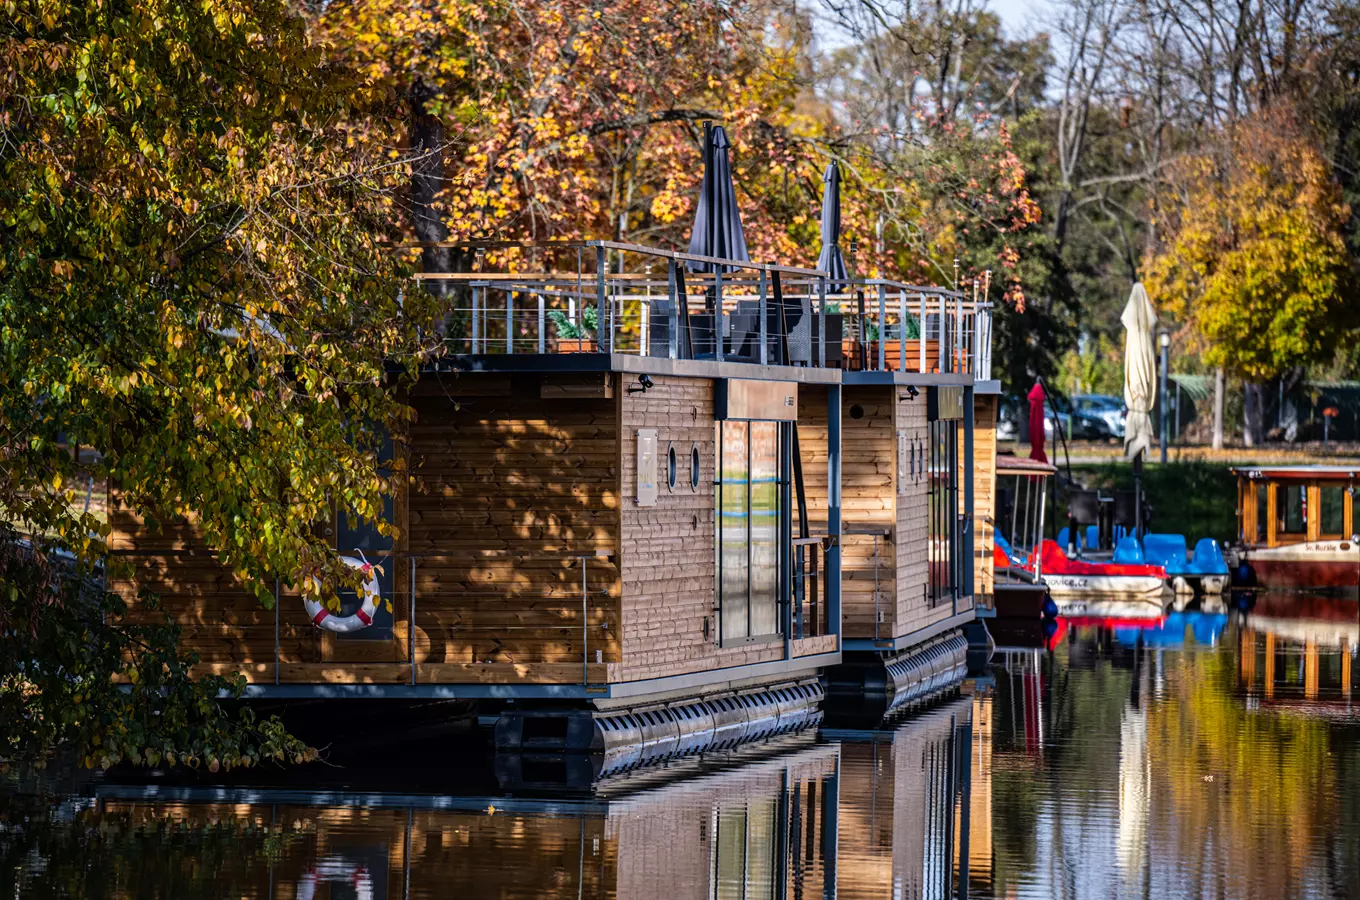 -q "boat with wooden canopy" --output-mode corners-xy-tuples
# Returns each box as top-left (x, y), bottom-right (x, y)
(107, 236), (997, 763)
(1231, 465), (1360, 591)
(987, 455), (1055, 619)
